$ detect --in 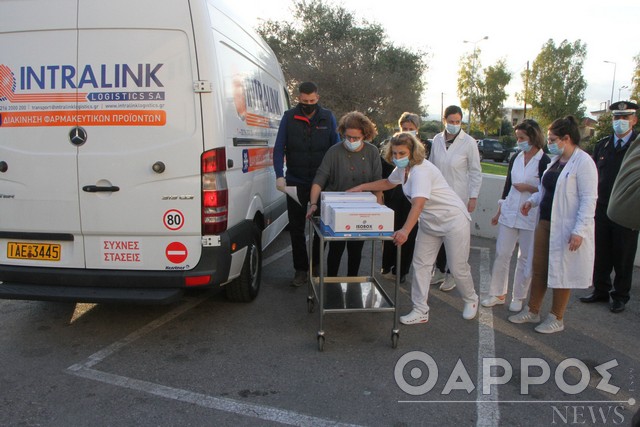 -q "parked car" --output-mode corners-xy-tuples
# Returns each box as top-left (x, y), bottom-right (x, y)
(477, 139), (516, 162)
